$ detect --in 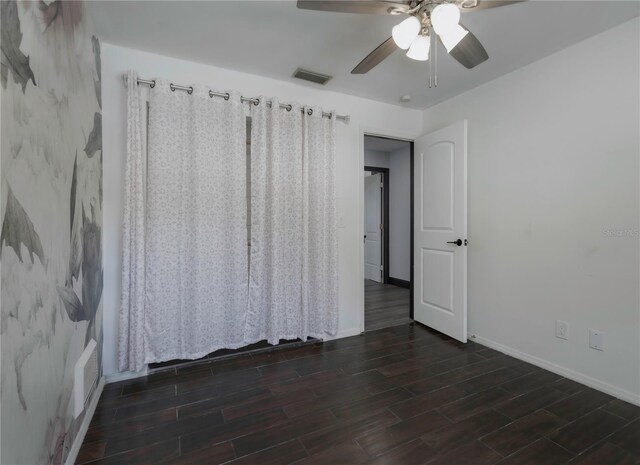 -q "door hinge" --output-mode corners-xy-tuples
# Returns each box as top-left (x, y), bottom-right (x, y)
(379, 265), (383, 271)
(380, 223), (384, 230)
